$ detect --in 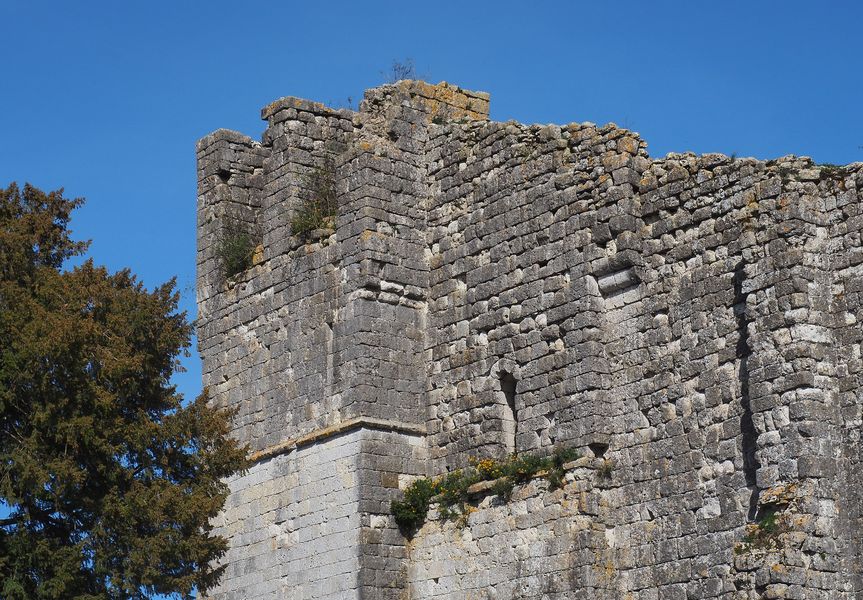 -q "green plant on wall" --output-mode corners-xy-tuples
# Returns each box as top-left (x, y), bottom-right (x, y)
(391, 446), (580, 536)
(734, 509), (791, 554)
(291, 158), (338, 237)
(216, 217), (260, 280)
(390, 478), (438, 532)
(596, 458), (615, 479)
(818, 163), (848, 179)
